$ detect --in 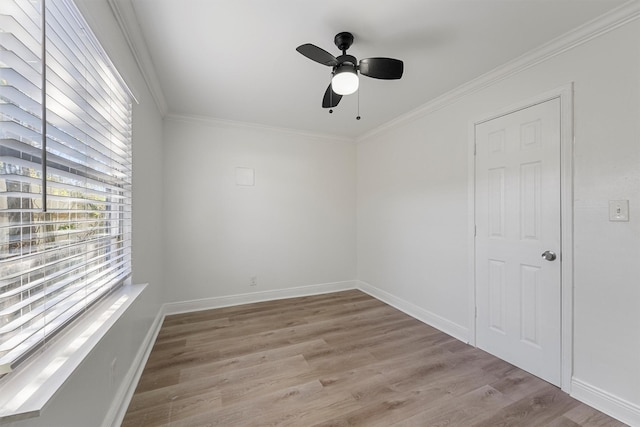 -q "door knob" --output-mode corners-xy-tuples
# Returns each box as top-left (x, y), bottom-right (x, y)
(541, 250), (557, 261)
